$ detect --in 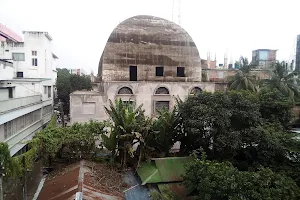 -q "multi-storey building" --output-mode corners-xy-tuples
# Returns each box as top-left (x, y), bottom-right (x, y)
(0, 24), (58, 156)
(252, 49), (277, 69)
(67, 68), (87, 76)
